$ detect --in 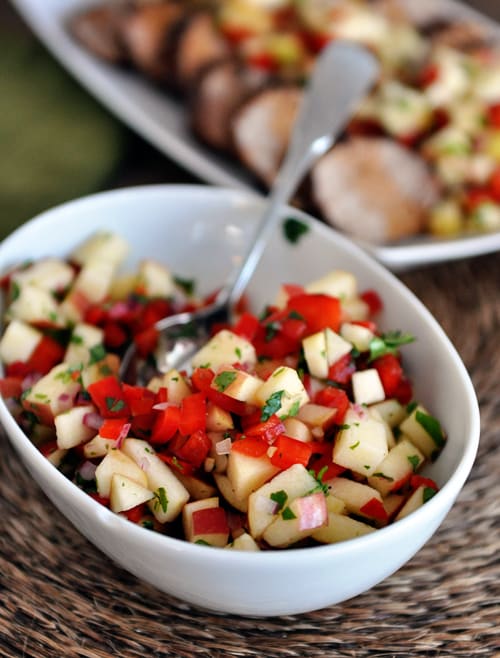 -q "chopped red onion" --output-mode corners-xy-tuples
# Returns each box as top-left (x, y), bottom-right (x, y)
(152, 402), (171, 411)
(78, 460), (97, 481)
(21, 373), (41, 390)
(115, 422), (131, 449)
(58, 393), (71, 402)
(215, 437), (232, 455)
(83, 412), (103, 430)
